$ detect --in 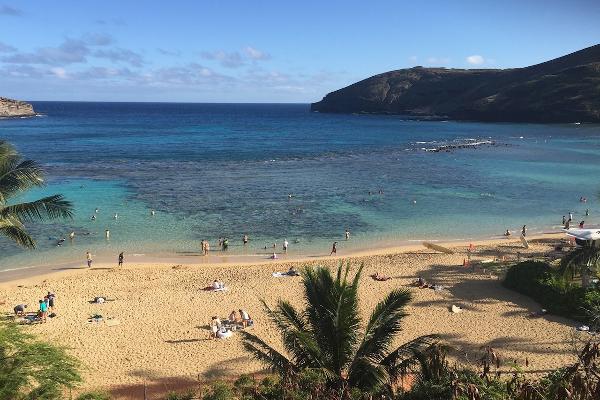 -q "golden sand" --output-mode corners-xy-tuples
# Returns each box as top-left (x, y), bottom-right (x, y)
(0, 236), (584, 398)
